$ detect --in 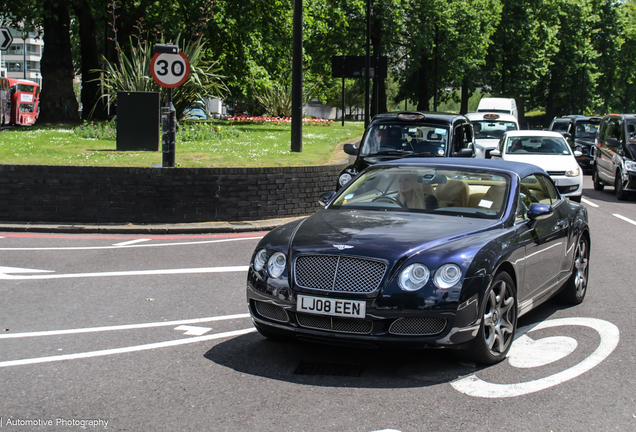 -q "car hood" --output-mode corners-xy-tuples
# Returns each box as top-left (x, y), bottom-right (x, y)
(504, 154), (578, 172)
(289, 209), (500, 261)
